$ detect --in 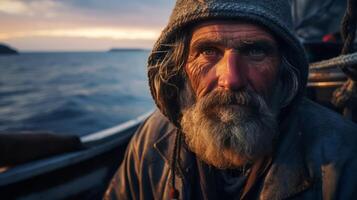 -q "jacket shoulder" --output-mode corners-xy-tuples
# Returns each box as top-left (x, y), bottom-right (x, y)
(298, 98), (357, 133)
(297, 98), (357, 198)
(104, 110), (177, 199)
(130, 109), (176, 161)
(297, 98), (357, 164)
